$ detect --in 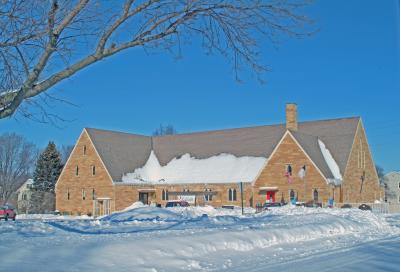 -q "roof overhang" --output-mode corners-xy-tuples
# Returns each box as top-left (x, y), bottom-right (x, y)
(137, 188), (156, 193)
(259, 186), (279, 192)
